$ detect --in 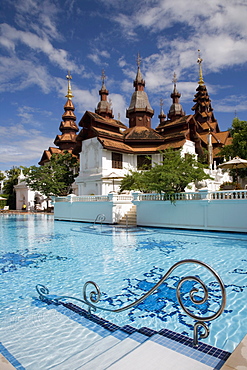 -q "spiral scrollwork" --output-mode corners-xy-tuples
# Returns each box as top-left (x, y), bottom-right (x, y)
(97, 214), (106, 223)
(36, 284), (49, 298)
(83, 281), (101, 314)
(36, 259), (226, 346)
(193, 321), (210, 346)
(176, 262), (226, 322)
